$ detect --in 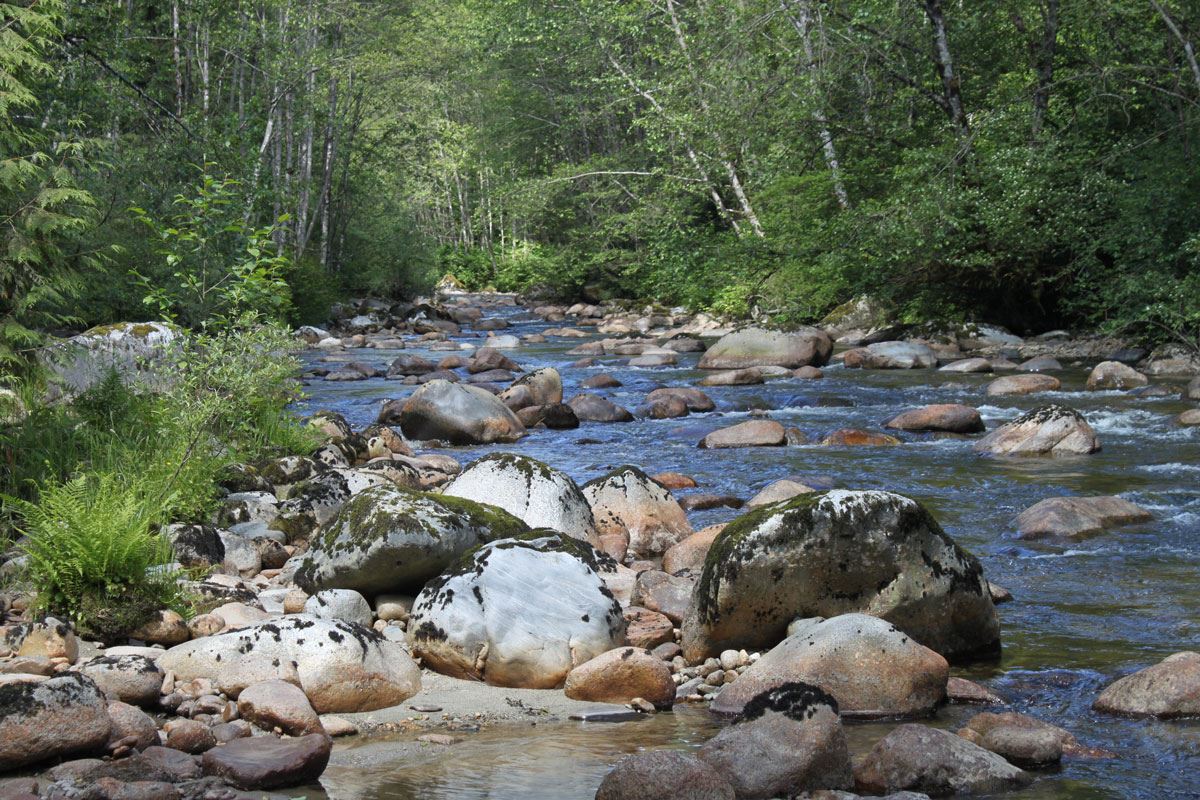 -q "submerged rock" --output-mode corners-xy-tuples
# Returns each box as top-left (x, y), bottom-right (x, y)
(698, 683), (853, 799)
(201, 733), (331, 790)
(159, 616), (421, 713)
(854, 724), (1032, 796)
(698, 327), (832, 370)
(1086, 360), (1148, 390)
(408, 532), (626, 688)
(958, 712), (1083, 767)
(710, 614), (948, 719)
(681, 490), (999, 663)
(568, 393), (635, 422)
(596, 751), (735, 800)
(395, 379), (526, 444)
(294, 484), (528, 596)
(443, 453), (599, 545)
(1015, 496), (1152, 539)
(974, 405), (1100, 456)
